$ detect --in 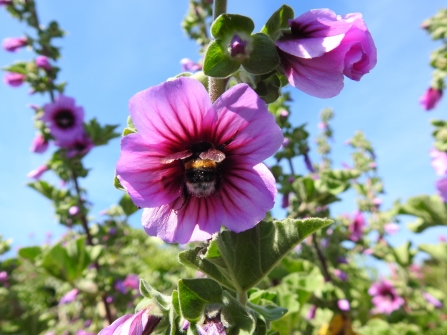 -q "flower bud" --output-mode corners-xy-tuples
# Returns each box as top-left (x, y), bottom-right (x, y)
(3, 72), (25, 87)
(36, 55), (52, 71)
(2, 36), (27, 52)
